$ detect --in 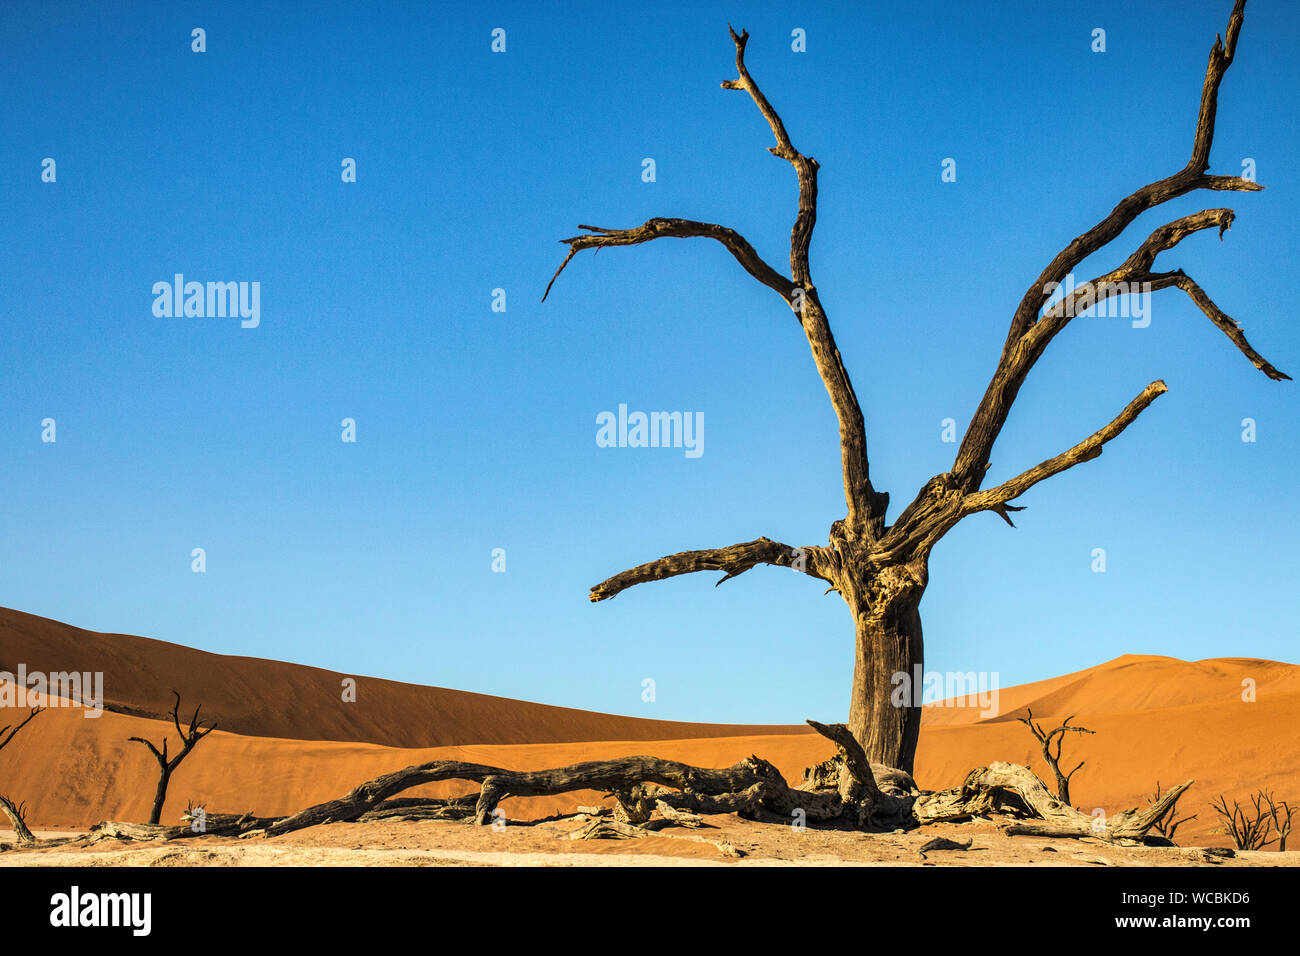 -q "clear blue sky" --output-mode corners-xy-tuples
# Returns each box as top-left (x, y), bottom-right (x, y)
(2, 0), (1296, 723)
